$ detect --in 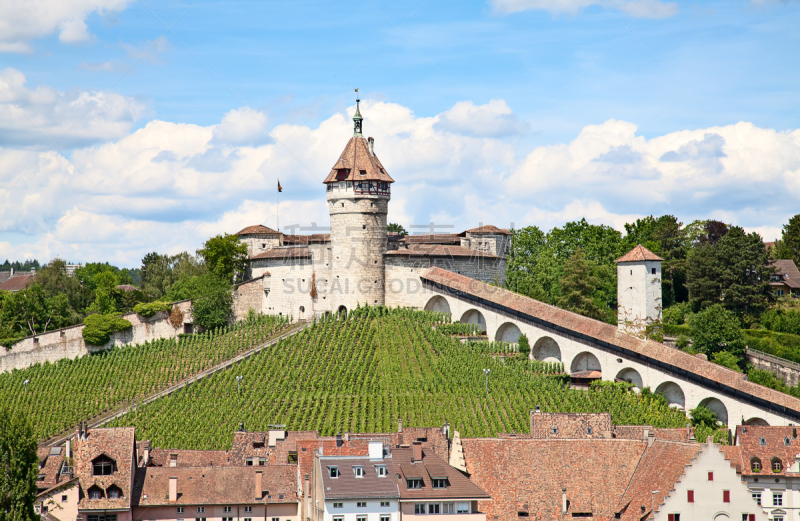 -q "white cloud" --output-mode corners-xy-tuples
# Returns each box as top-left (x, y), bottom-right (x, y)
(212, 107), (272, 146)
(490, 0), (678, 18)
(0, 0), (132, 53)
(435, 99), (527, 138)
(0, 68), (147, 148)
